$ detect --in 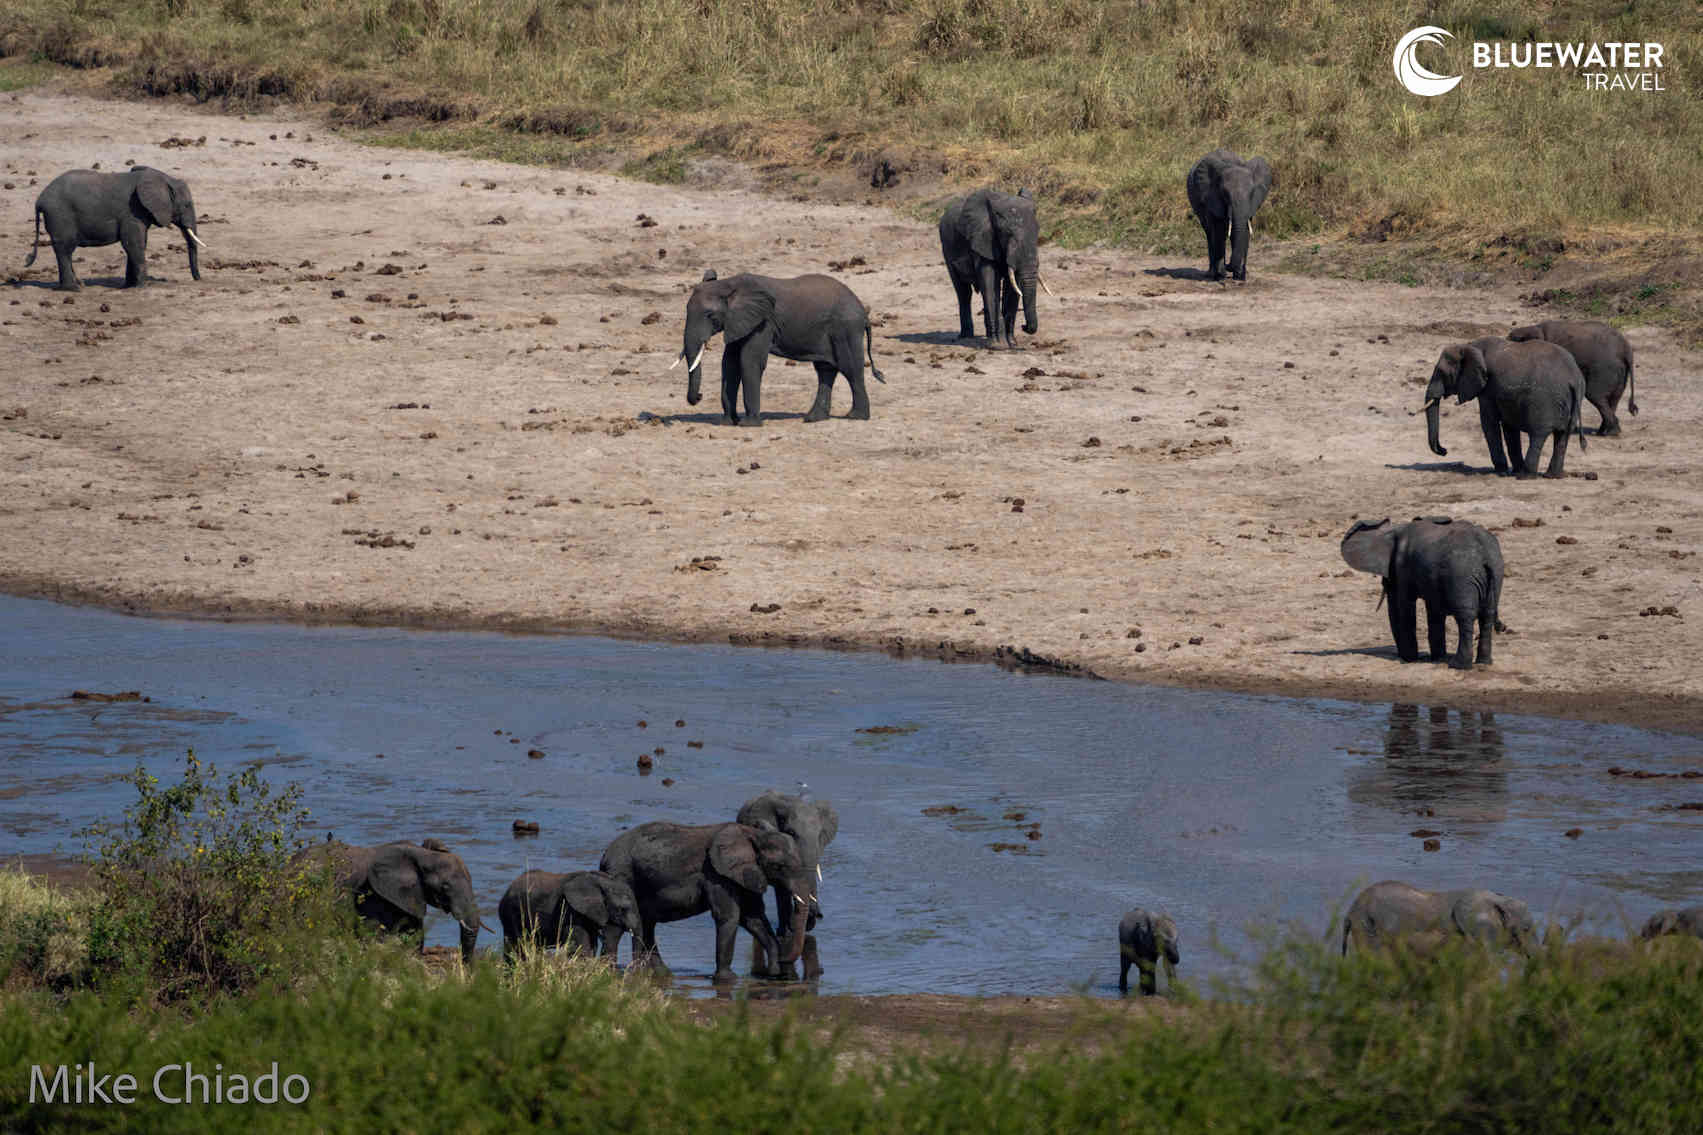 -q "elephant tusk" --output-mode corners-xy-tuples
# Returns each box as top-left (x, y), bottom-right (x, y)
(1039, 275), (1056, 298)
(686, 345), (705, 372)
(186, 229), (207, 249)
(1413, 396), (1440, 416)
(816, 864), (822, 882)
(668, 353), (684, 371)
(793, 894), (806, 906)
